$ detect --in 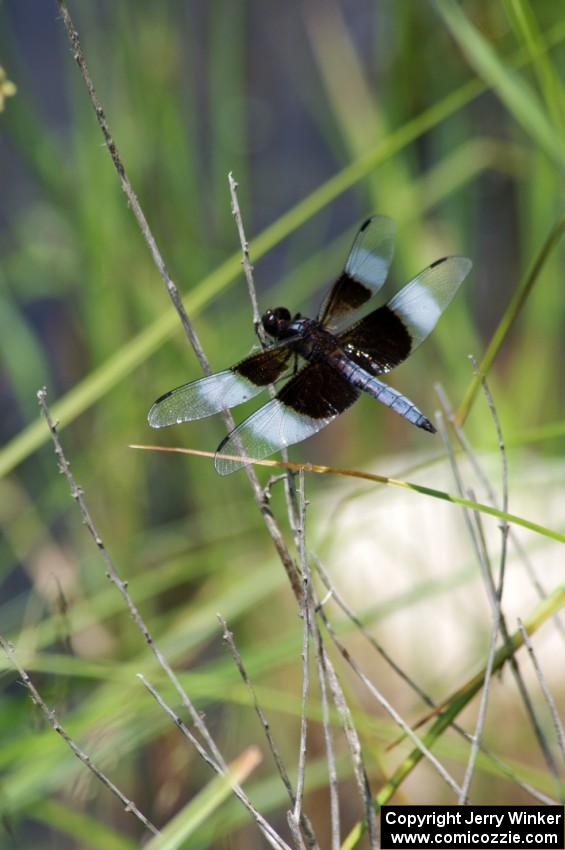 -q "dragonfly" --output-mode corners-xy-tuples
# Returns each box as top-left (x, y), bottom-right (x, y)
(148, 216), (471, 474)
